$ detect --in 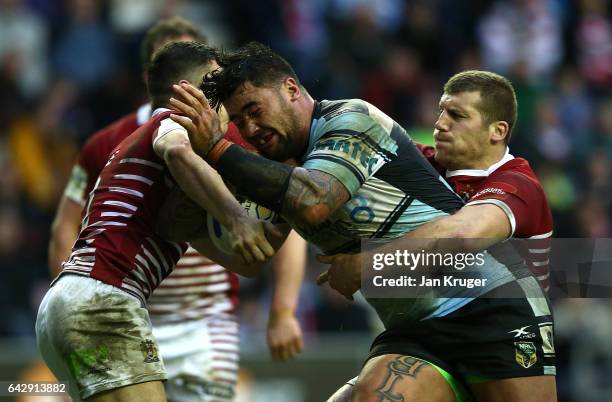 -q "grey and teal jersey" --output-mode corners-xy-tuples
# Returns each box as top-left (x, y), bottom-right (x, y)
(298, 99), (519, 326)
(298, 99), (462, 254)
